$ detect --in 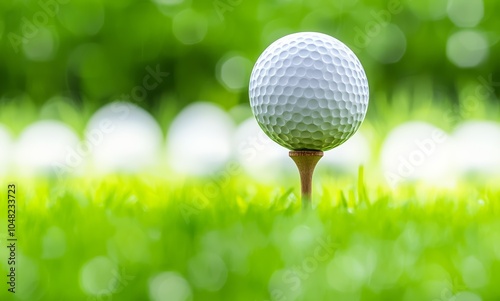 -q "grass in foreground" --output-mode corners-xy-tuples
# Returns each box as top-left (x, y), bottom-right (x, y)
(0, 175), (500, 301)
